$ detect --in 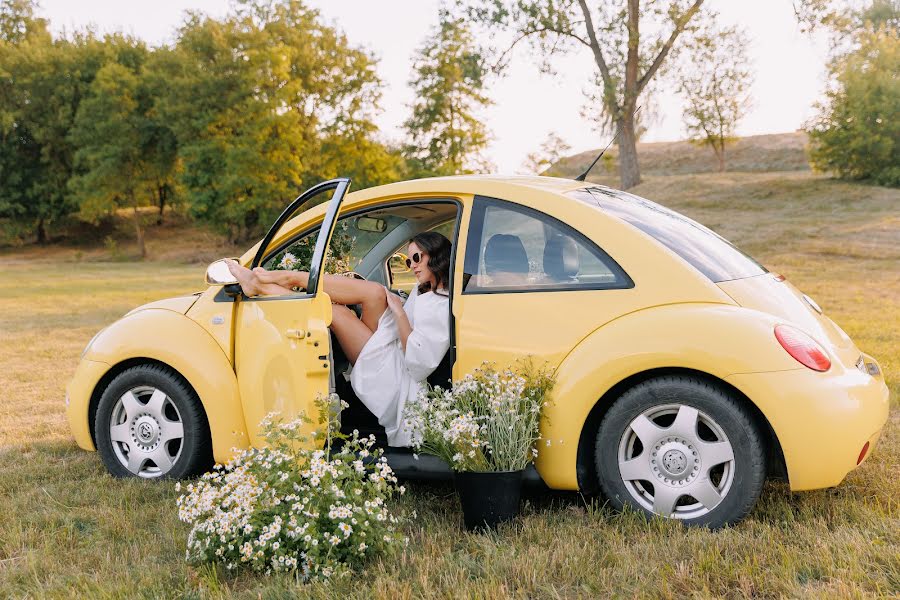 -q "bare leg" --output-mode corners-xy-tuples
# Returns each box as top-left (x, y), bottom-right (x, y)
(226, 259), (293, 297)
(330, 304), (374, 364)
(253, 268), (388, 332)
